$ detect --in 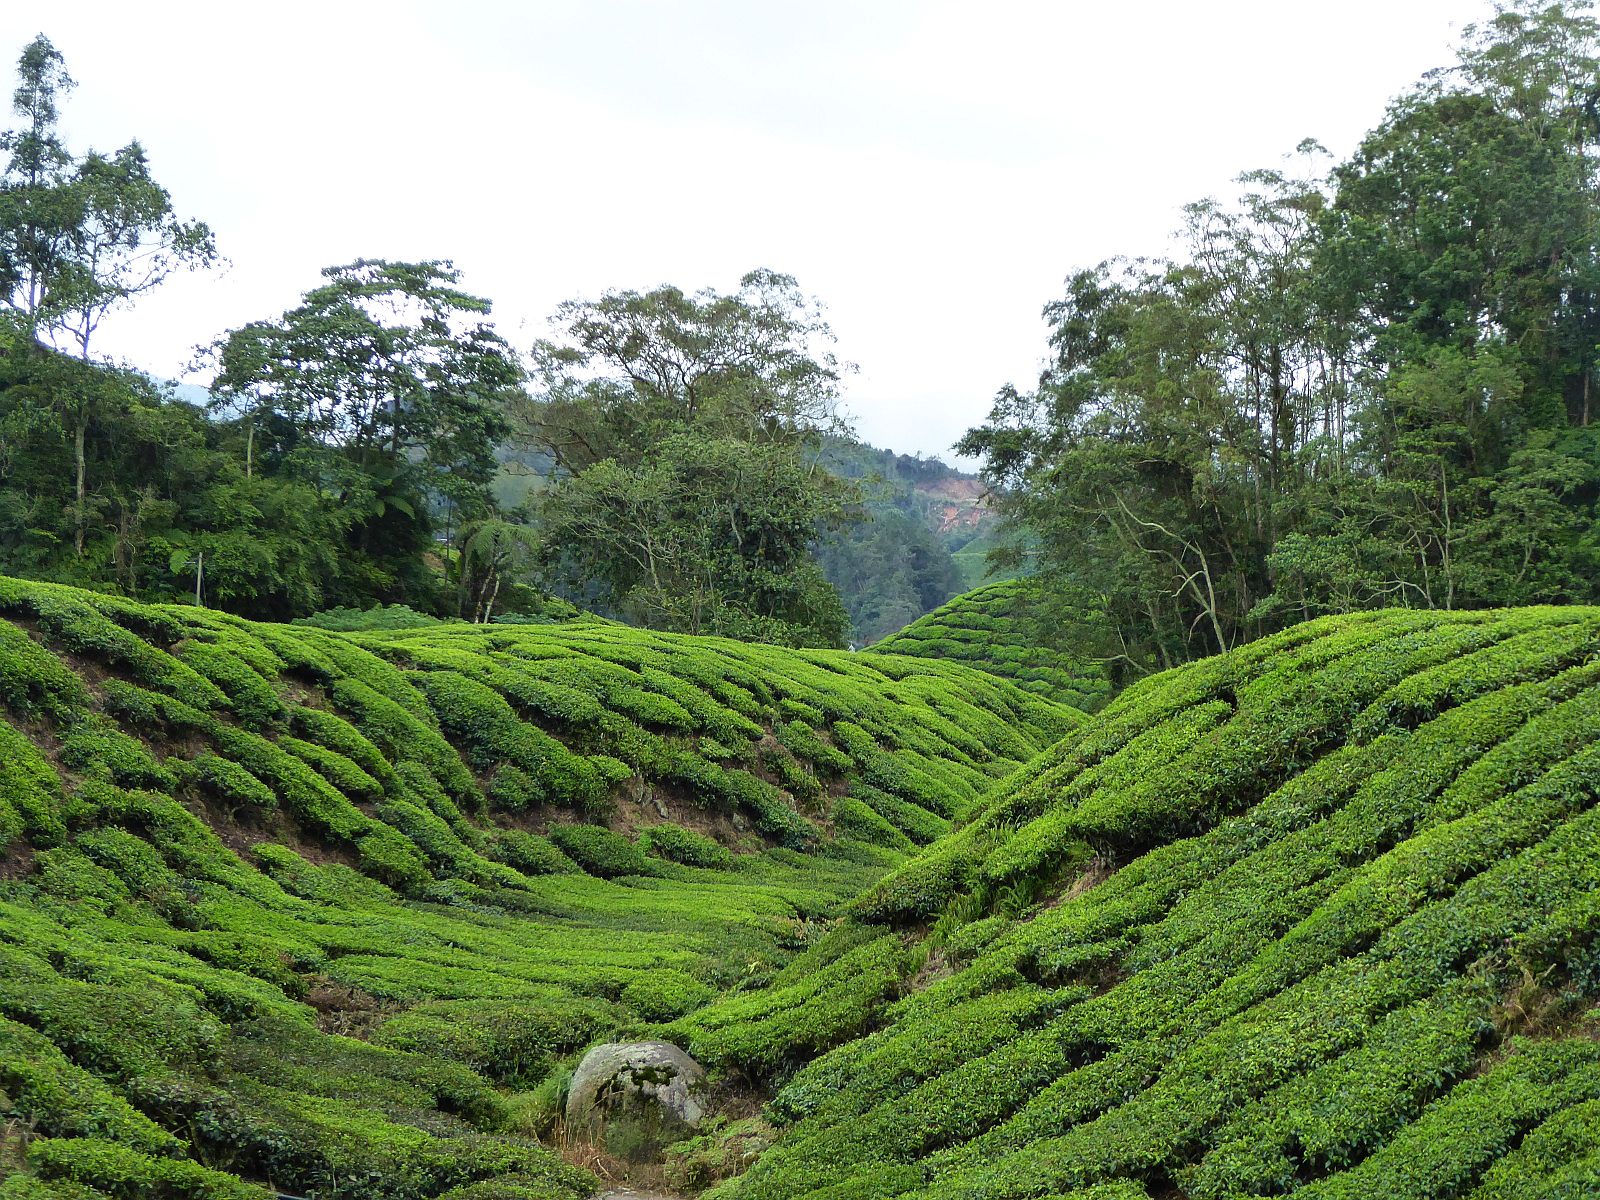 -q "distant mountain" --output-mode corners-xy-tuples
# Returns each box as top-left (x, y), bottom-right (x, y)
(166, 381), (213, 406)
(814, 438), (1009, 646)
